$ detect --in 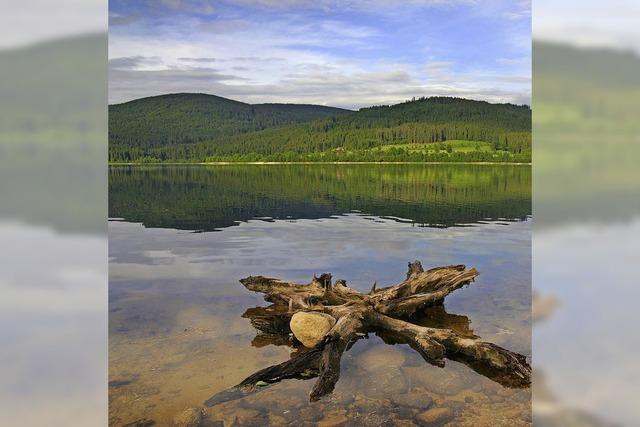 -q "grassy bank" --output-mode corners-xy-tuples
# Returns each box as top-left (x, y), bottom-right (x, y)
(111, 140), (530, 164)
